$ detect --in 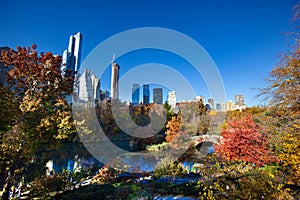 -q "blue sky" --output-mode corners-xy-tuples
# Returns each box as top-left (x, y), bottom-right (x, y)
(0, 0), (297, 106)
